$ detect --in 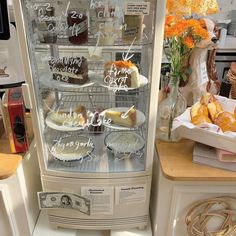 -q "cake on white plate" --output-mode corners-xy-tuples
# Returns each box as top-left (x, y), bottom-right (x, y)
(48, 105), (87, 127)
(105, 107), (137, 128)
(104, 60), (140, 88)
(51, 135), (94, 161)
(49, 57), (88, 85)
